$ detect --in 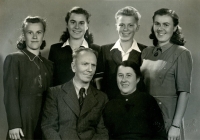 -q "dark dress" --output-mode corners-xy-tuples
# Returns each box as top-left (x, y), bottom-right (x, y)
(48, 43), (101, 86)
(103, 89), (167, 140)
(3, 48), (53, 139)
(97, 43), (146, 100)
